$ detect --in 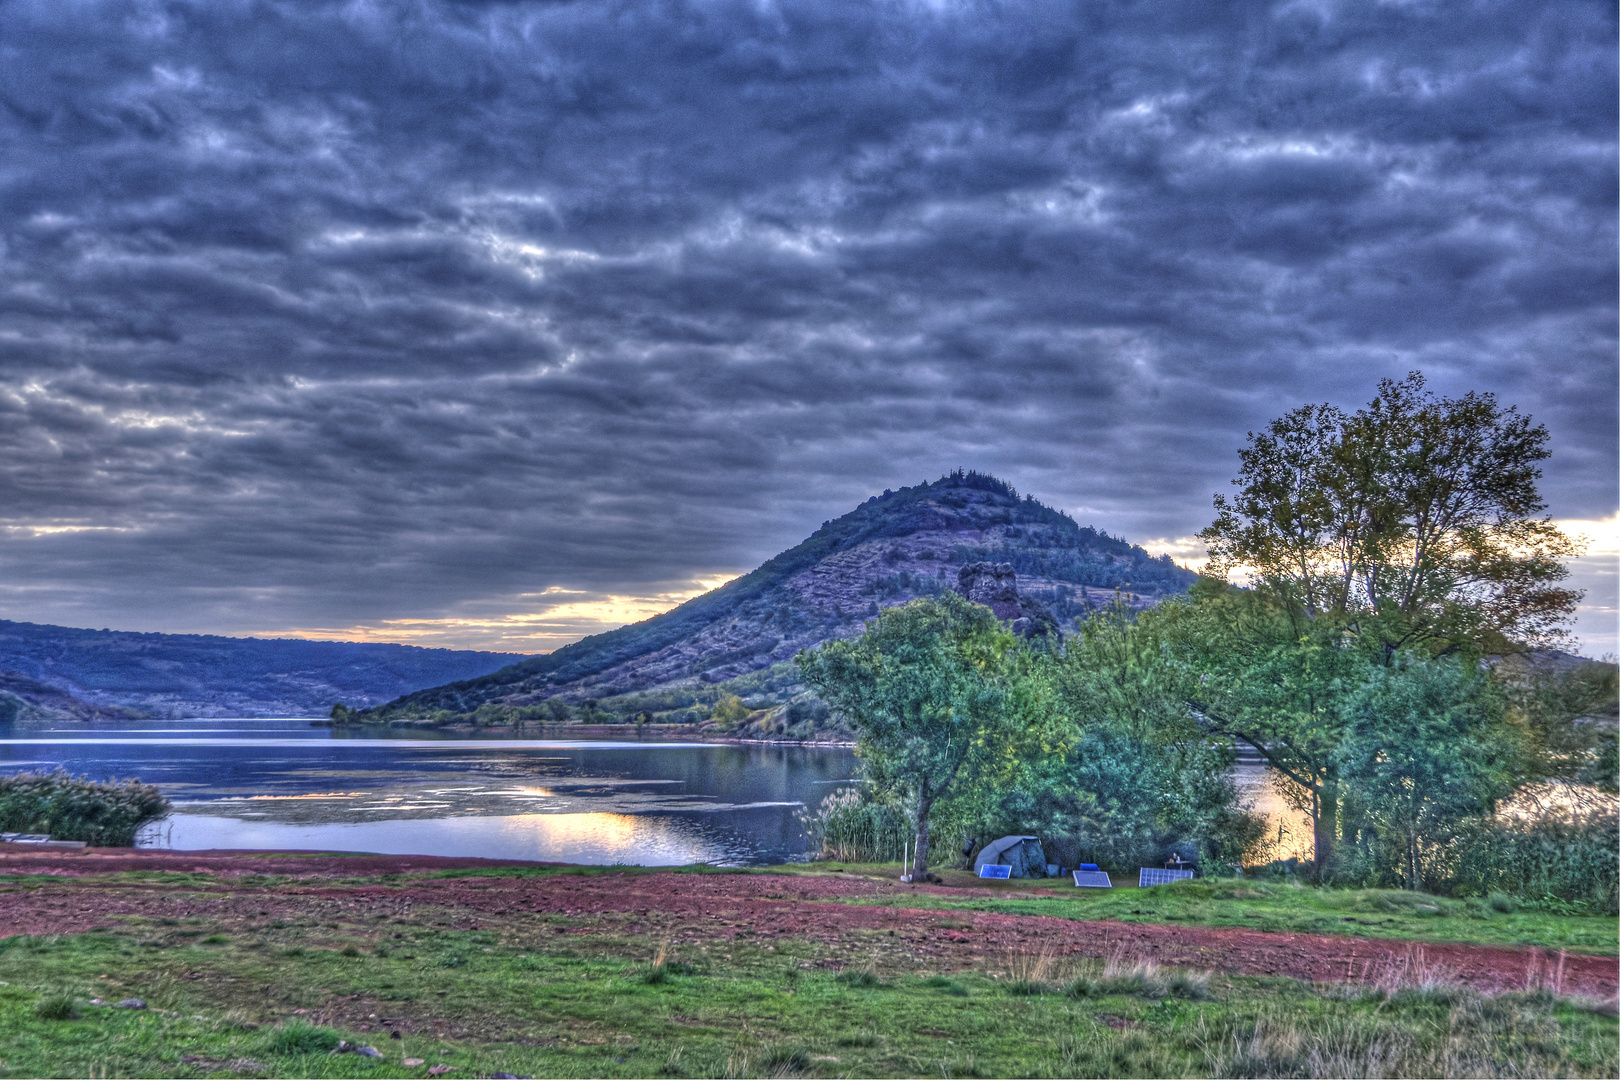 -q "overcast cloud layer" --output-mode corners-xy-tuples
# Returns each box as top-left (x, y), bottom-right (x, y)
(0, 0), (1614, 654)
